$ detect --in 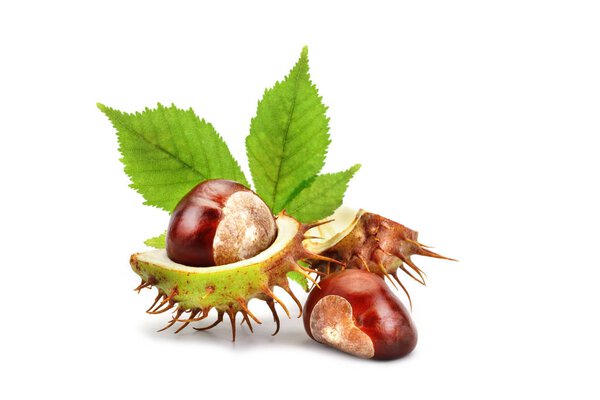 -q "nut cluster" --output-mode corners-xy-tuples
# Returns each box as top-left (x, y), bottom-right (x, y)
(137, 179), (450, 360)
